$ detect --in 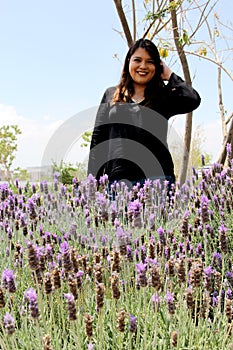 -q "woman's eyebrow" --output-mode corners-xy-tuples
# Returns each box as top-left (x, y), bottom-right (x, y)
(132, 55), (154, 61)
